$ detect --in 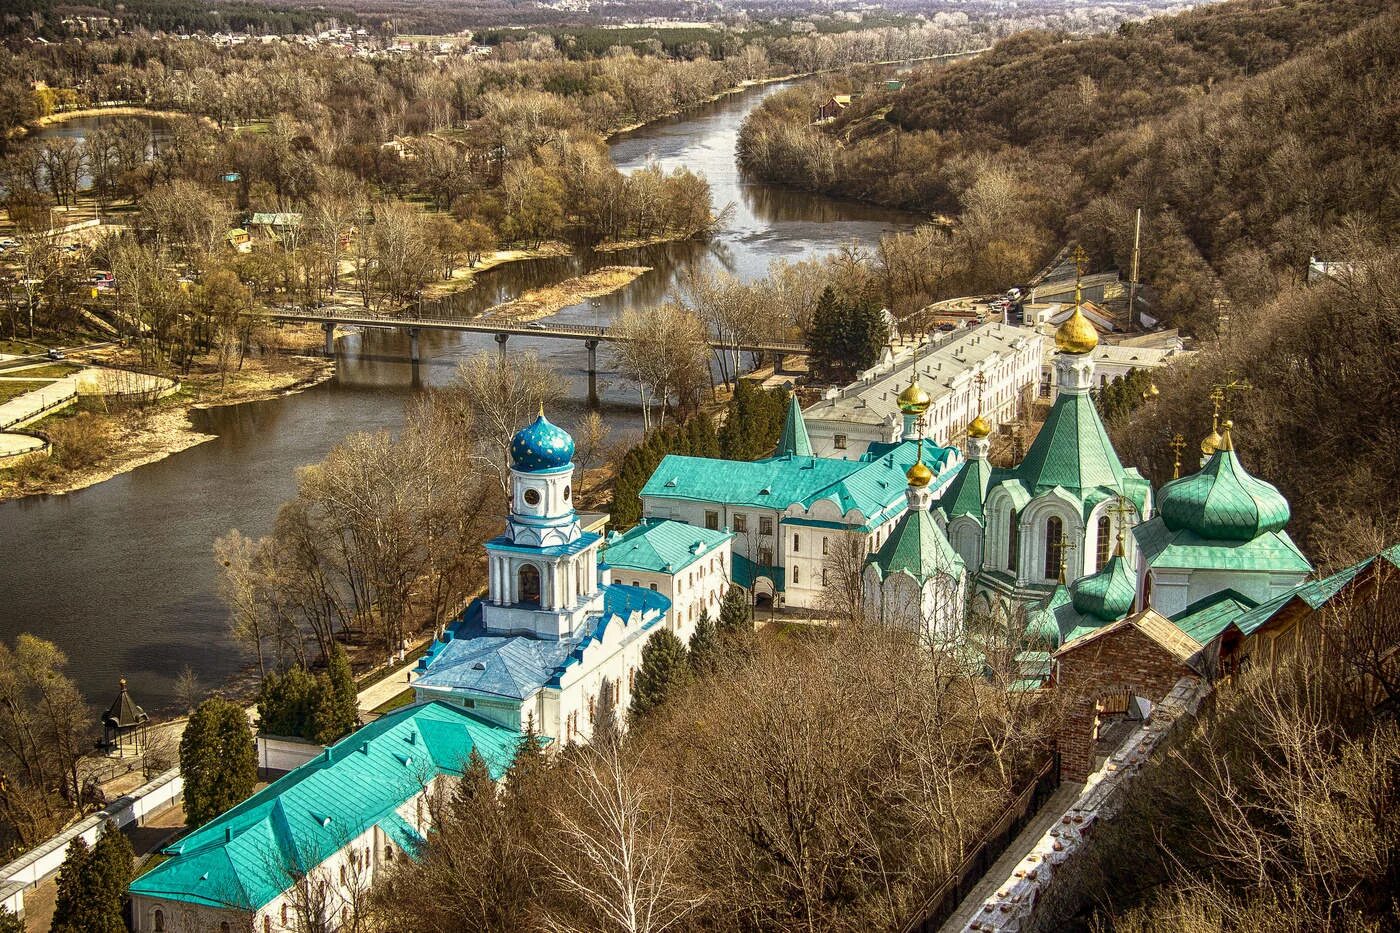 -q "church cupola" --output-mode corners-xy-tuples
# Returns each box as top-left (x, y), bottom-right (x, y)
(898, 371), (932, 442)
(507, 411), (580, 549)
(1157, 422), (1291, 542)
